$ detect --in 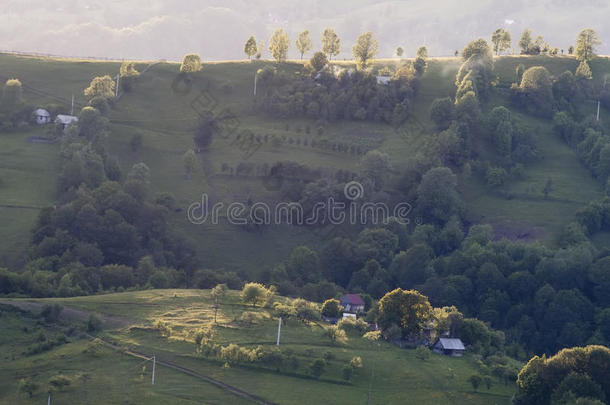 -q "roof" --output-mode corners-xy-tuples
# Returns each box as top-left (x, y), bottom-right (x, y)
(55, 114), (78, 125)
(436, 338), (465, 350)
(376, 75), (391, 84)
(340, 294), (365, 306)
(34, 108), (50, 117)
